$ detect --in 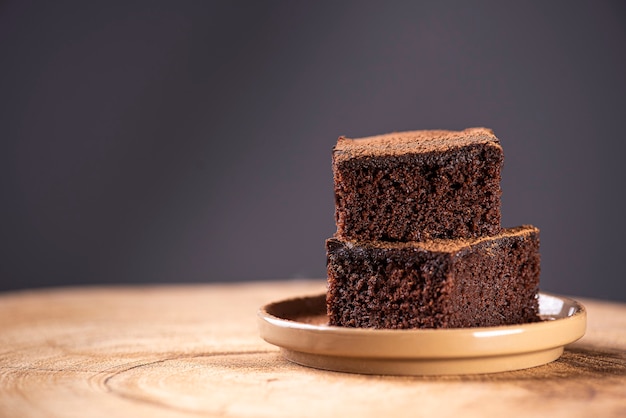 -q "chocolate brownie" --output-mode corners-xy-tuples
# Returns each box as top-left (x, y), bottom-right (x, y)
(333, 128), (503, 242)
(326, 225), (540, 329)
